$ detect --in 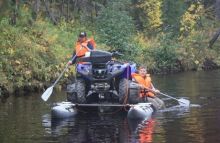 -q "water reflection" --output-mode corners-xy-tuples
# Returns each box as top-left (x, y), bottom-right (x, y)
(42, 113), (131, 143)
(42, 112), (159, 143)
(128, 118), (156, 143)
